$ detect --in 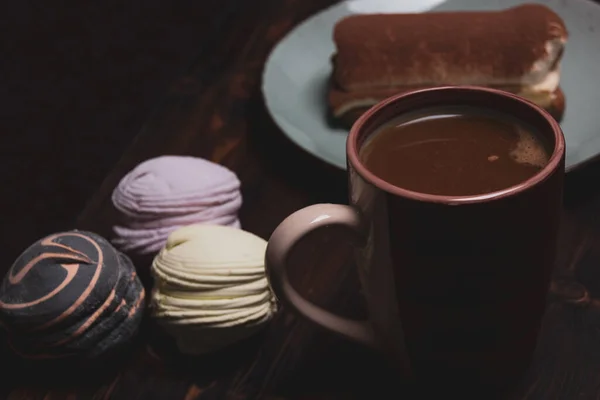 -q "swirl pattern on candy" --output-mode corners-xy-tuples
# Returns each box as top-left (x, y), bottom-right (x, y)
(0, 231), (145, 359)
(151, 224), (277, 355)
(111, 156), (242, 255)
